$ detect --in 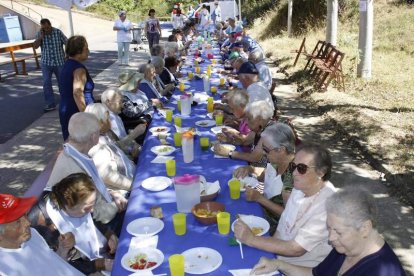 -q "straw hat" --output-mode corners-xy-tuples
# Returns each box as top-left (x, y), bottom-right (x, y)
(118, 71), (144, 92)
